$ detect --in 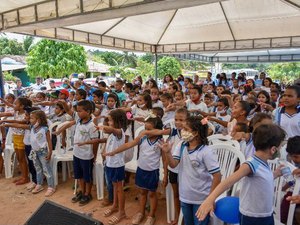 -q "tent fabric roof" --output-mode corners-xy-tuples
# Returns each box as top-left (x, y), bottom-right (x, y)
(1, 0), (300, 55)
